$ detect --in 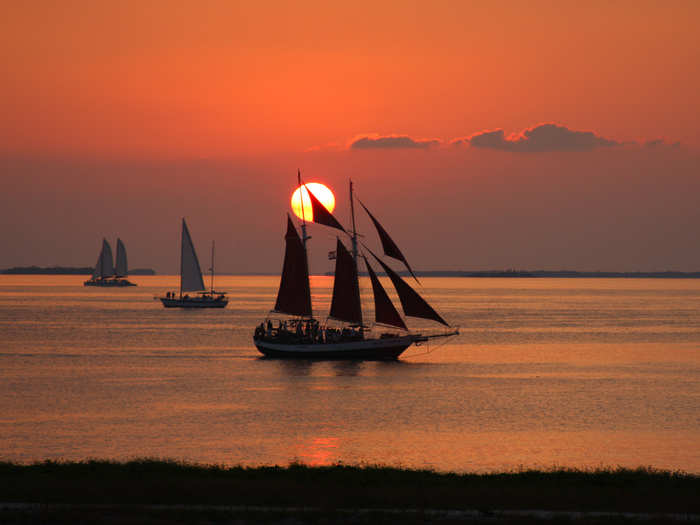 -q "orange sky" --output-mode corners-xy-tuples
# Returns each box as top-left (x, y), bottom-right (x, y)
(2, 1), (699, 157)
(1, 1), (699, 273)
